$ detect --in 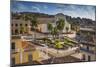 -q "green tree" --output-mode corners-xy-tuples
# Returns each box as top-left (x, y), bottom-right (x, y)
(20, 13), (38, 30)
(56, 19), (65, 31)
(20, 14), (30, 21)
(20, 14), (31, 34)
(20, 14), (38, 40)
(51, 27), (59, 39)
(47, 22), (53, 34)
(56, 19), (65, 38)
(29, 15), (38, 40)
(47, 23), (59, 39)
